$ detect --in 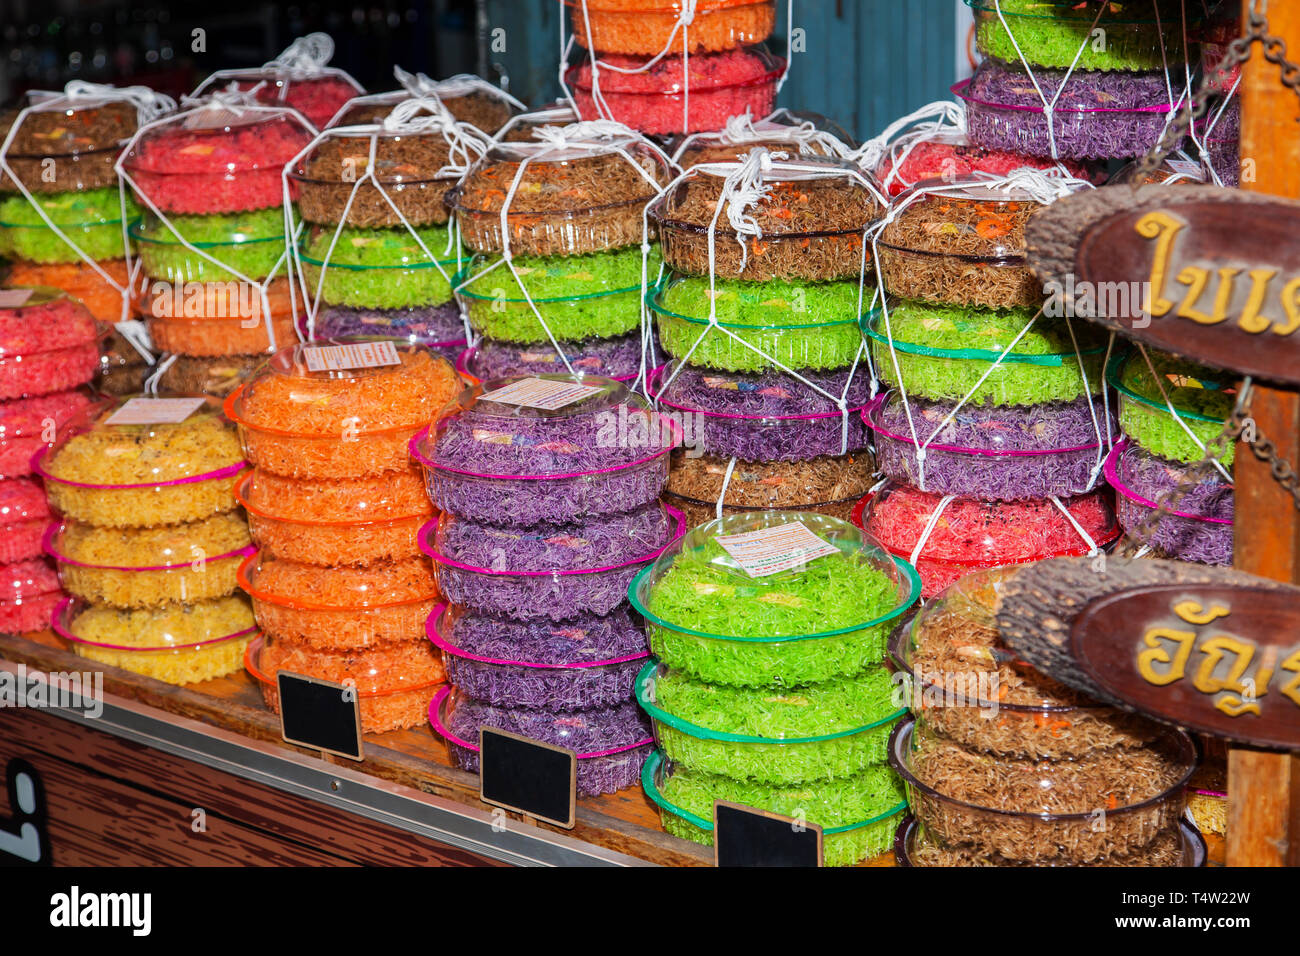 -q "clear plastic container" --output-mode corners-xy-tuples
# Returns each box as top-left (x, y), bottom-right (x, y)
(3, 258), (134, 323)
(54, 595), (257, 685)
(236, 466), (433, 566)
(238, 549), (439, 650)
(35, 395), (247, 528)
(672, 108), (854, 169)
(224, 338), (461, 479)
(193, 63), (364, 131)
(1107, 350), (1234, 467)
(45, 516), (252, 608)
(428, 601), (648, 711)
(0, 477), (52, 563)
(493, 105), (581, 143)
(638, 660), (907, 784)
(120, 108), (314, 214)
(888, 566), (1165, 759)
(0, 288), (104, 400)
(889, 717), (1197, 865)
(412, 374), (678, 526)
(864, 303), (1107, 407)
(0, 388), (95, 478)
(423, 501), (683, 620)
(630, 511), (921, 687)
(954, 61), (1181, 161)
(290, 123), (486, 227)
(306, 302), (465, 348)
(967, 0), (1198, 73)
(866, 392), (1109, 500)
(457, 333), (641, 385)
(98, 328), (152, 397)
(298, 224), (460, 310)
(329, 87), (523, 136)
(650, 276), (871, 374)
(454, 247), (651, 343)
(895, 814), (1207, 867)
(570, 0), (776, 54)
(247, 633), (444, 735)
(648, 361), (872, 462)
(0, 557), (63, 633)
(1, 94), (141, 193)
(0, 188), (137, 263)
(1107, 156), (1208, 186)
(1106, 440), (1233, 567)
(566, 46), (784, 135)
(132, 208), (287, 283)
(642, 749), (906, 866)
(649, 154), (878, 280)
(431, 685), (653, 797)
(854, 483), (1120, 599)
(145, 277), (298, 357)
(449, 136), (672, 256)
(157, 354), (262, 400)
